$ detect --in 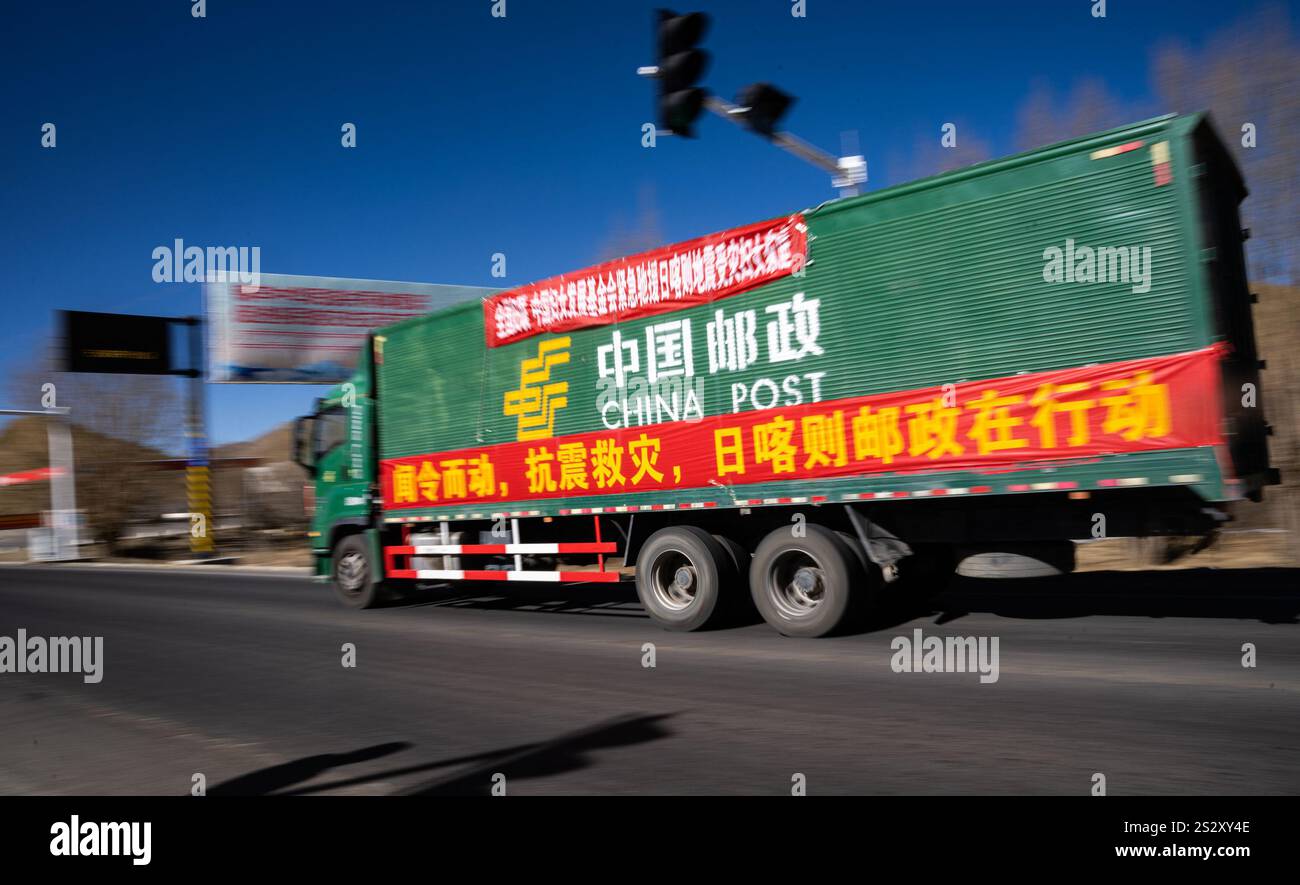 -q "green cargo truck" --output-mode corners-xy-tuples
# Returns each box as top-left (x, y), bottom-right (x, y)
(293, 113), (1278, 637)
